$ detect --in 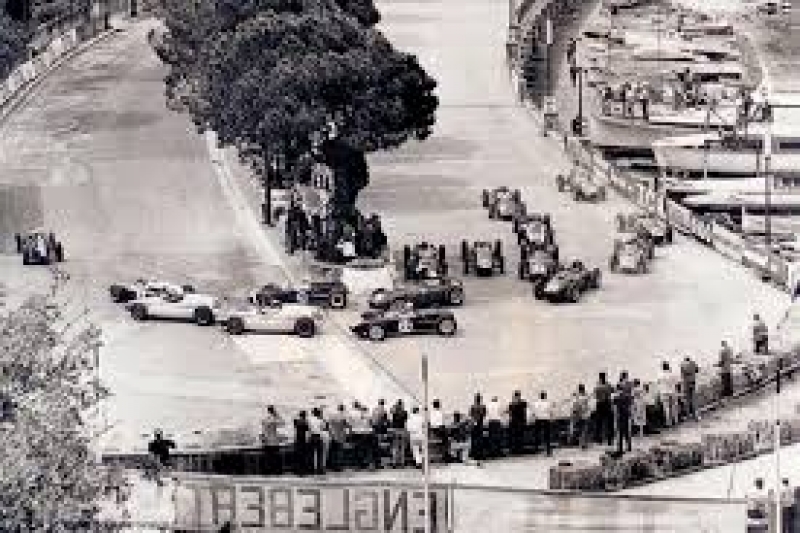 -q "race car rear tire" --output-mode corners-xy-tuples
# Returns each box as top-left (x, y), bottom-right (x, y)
(437, 317), (457, 336)
(194, 307), (215, 326)
(367, 324), (386, 341)
(15, 234), (22, 253)
(226, 317), (245, 335)
(532, 281), (545, 299)
(482, 190), (490, 208)
(295, 318), (316, 338)
(592, 269), (602, 288)
(448, 288), (464, 306)
(329, 292), (347, 309)
(130, 304), (148, 321)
